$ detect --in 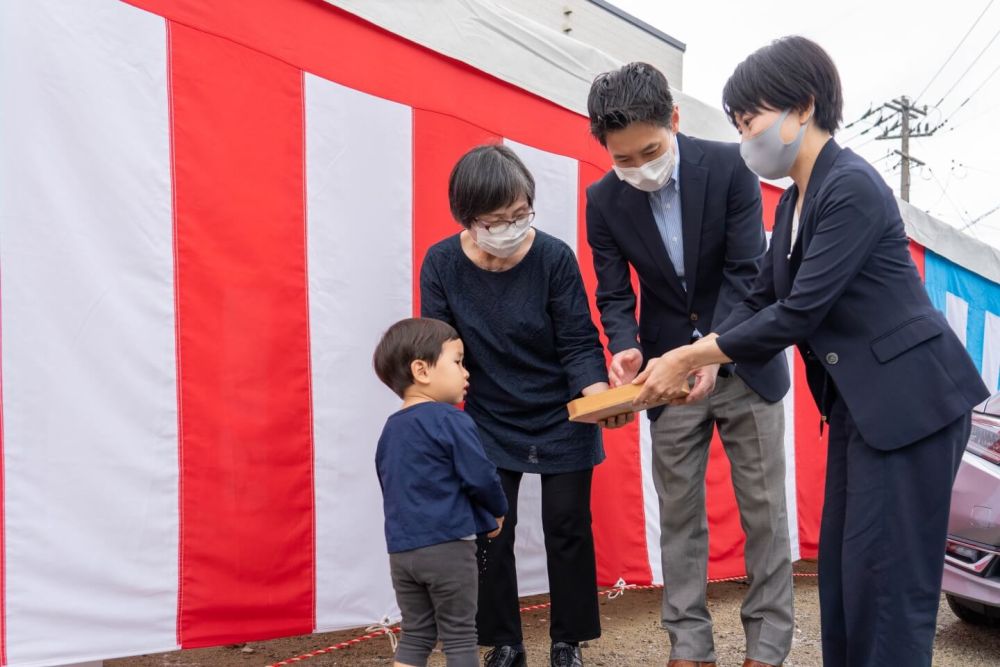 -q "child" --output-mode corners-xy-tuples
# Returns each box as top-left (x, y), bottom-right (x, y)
(373, 317), (508, 667)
